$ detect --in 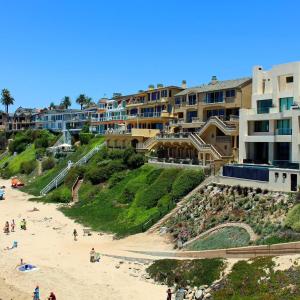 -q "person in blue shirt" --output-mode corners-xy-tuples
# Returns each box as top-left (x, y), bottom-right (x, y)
(33, 286), (40, 300)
